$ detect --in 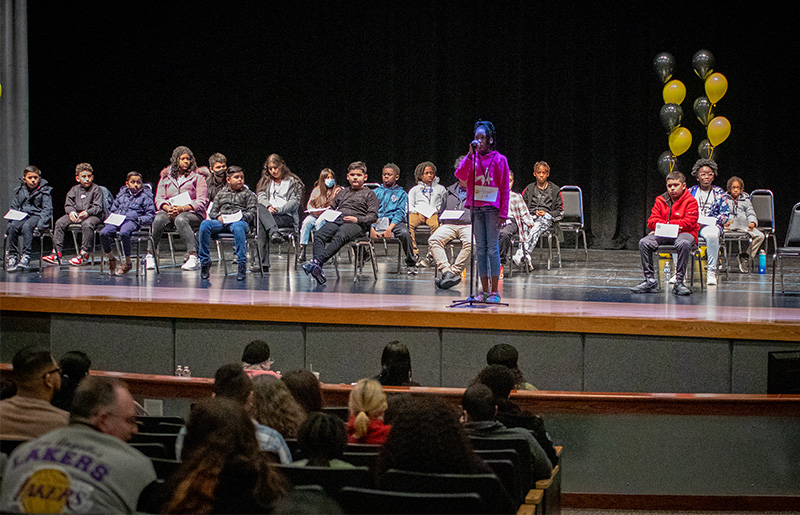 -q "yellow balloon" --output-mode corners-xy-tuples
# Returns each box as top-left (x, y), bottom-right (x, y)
(662, 79), (686, 105)
(668, 127), (692, 156)
(707, 116), (731, 146)
(705, 73), (728, 104)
